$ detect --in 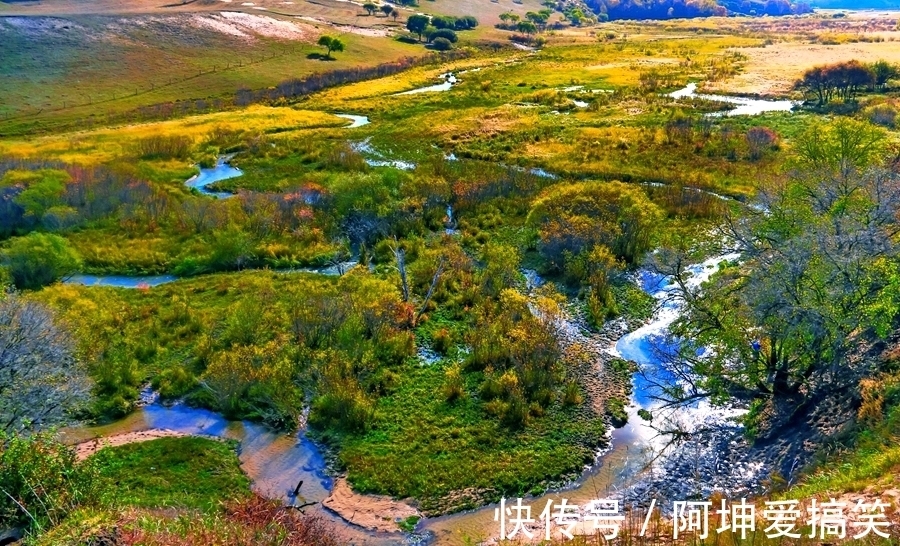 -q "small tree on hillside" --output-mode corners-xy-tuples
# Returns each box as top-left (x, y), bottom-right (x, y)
(363, 2), (378, 15)
(317, 35), (345, 59)
(872, 60), (899, 90)
(517, 20), (538, 35)
(391, 7), (400, 21)
(407, 14), (430, 41)
(380, 4), (393, 16)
